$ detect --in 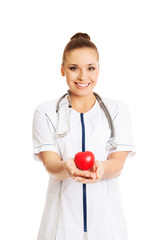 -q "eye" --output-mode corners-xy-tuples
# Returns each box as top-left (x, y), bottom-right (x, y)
(88, 67), (95, 71)
(69, 67), (77, 71)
